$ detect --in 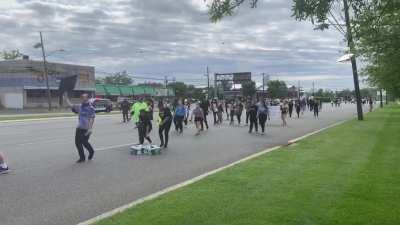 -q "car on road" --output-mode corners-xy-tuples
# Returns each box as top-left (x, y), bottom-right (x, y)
(90, 98), (113, 113)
